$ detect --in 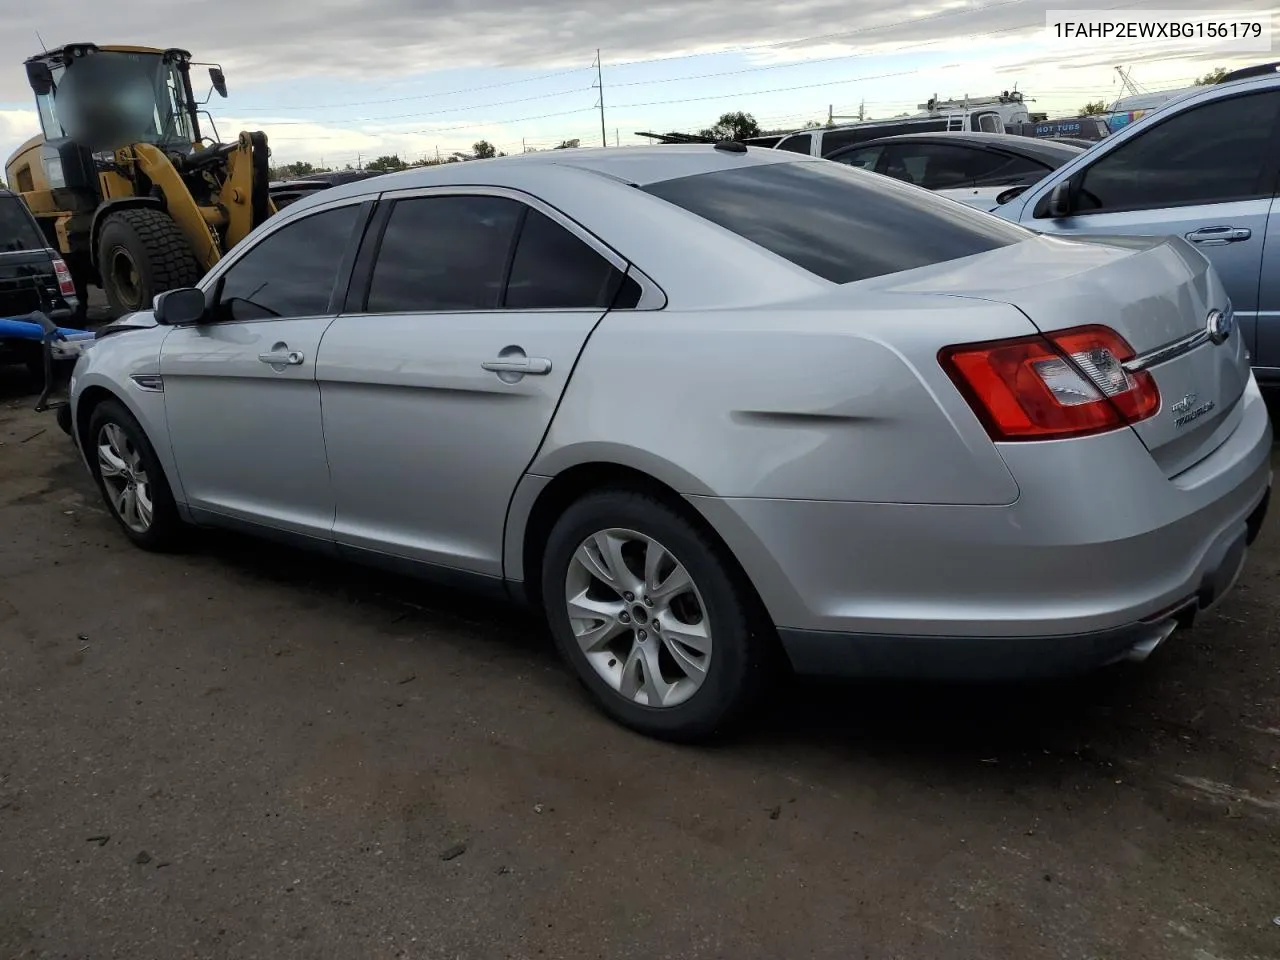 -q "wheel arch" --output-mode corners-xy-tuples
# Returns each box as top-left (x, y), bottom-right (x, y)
(74, 380), (188, 513)
(510, 460), (775, 638)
